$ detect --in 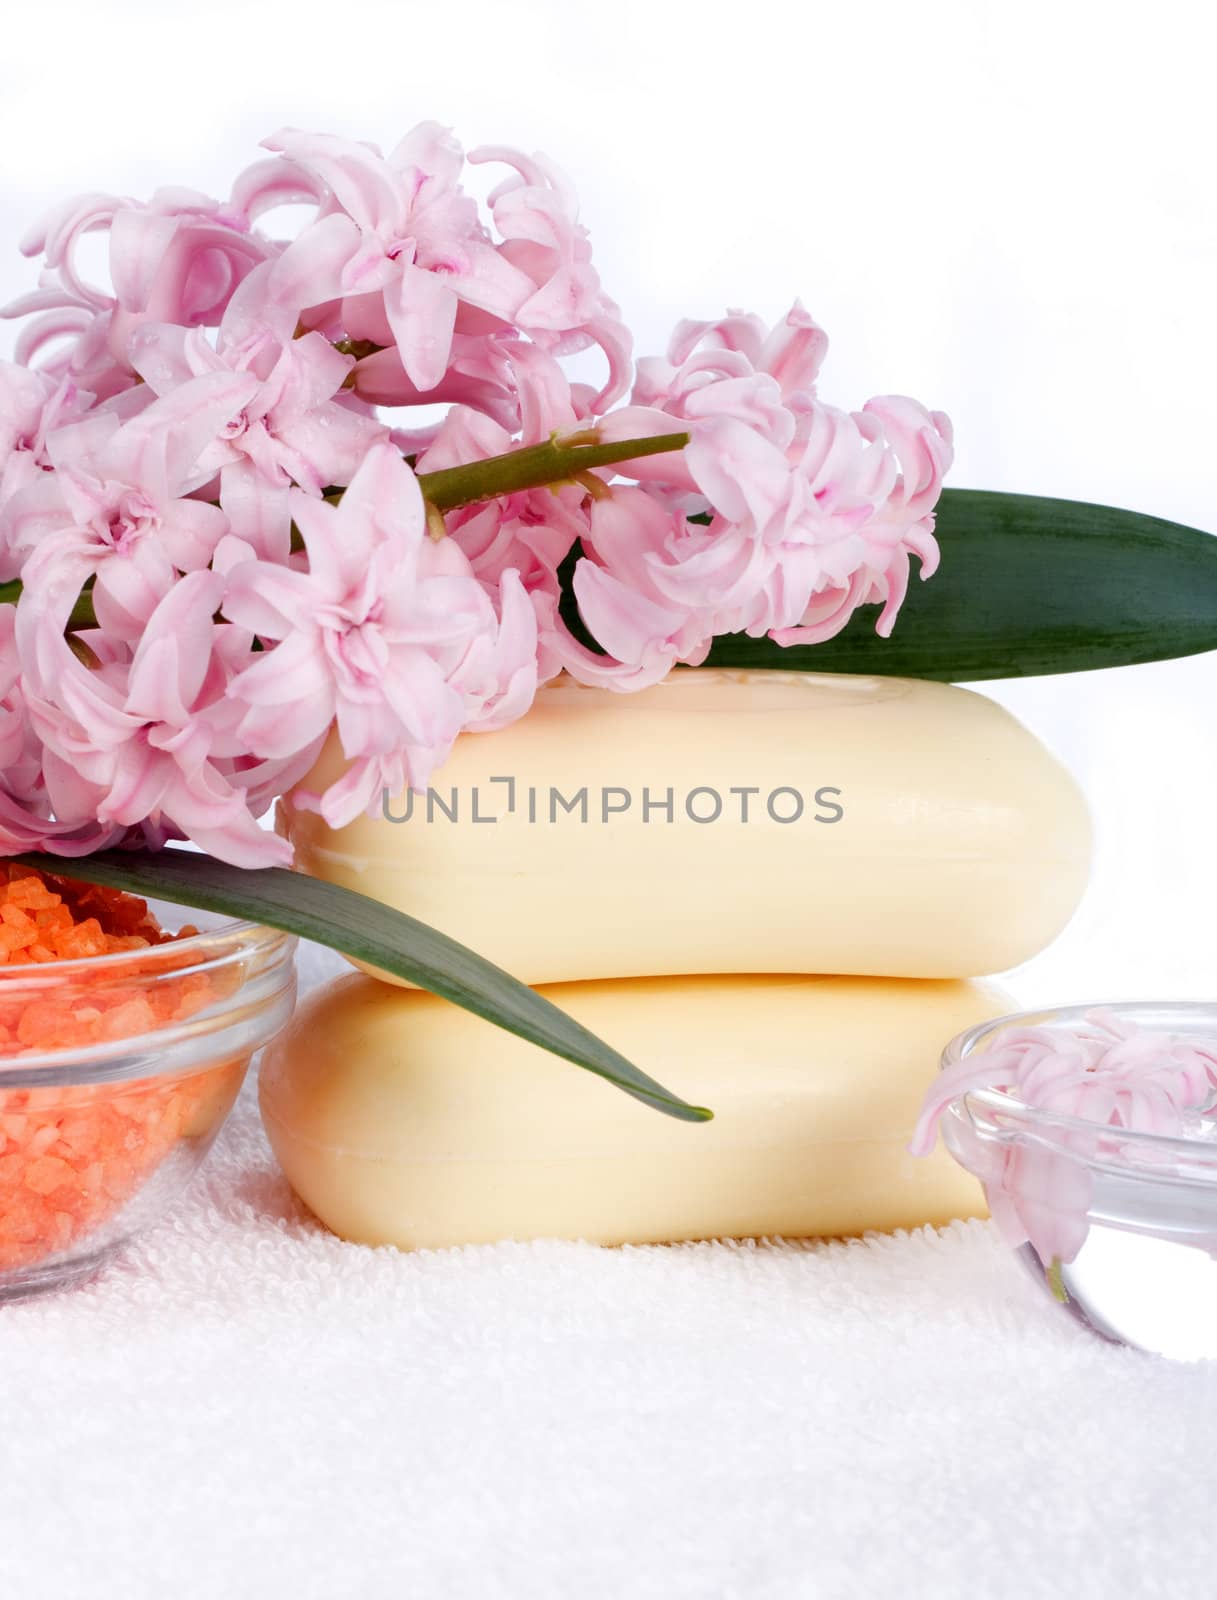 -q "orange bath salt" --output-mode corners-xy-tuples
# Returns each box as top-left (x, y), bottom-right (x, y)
(0, 1060), (246, 1271)
(0, 865), (194, 965)
(0, 865), (238, 1271)
(0, 866), (214, 1055)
